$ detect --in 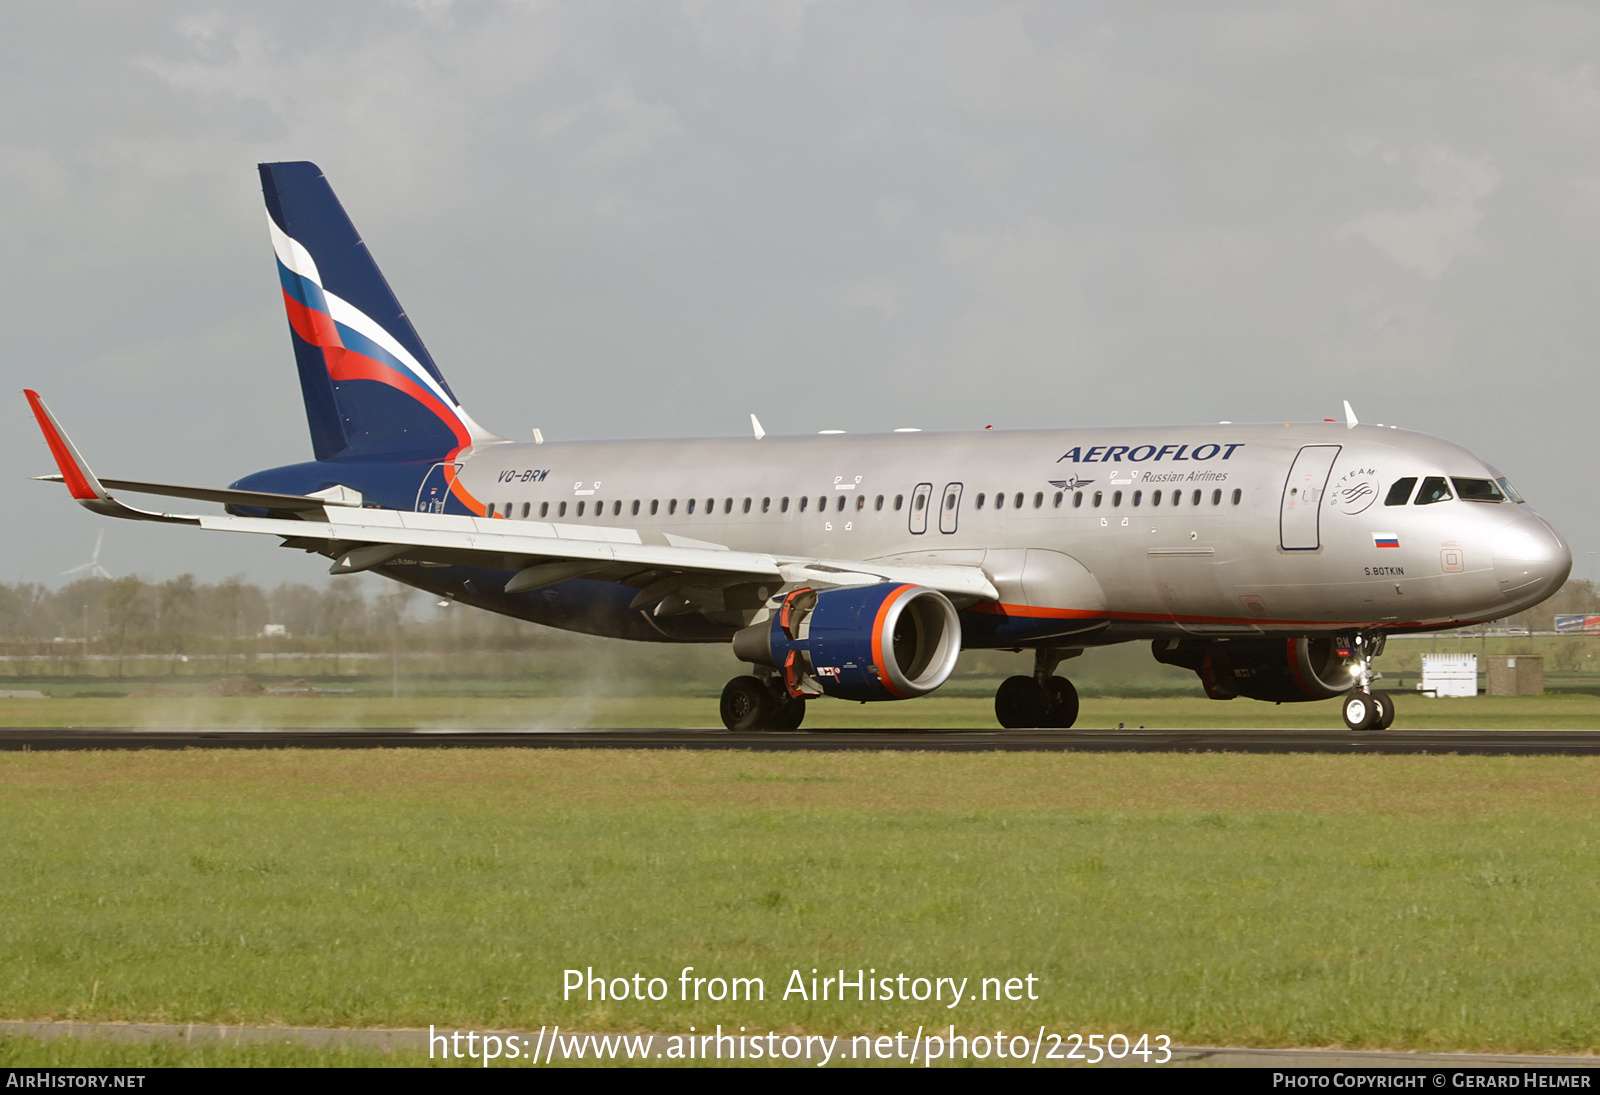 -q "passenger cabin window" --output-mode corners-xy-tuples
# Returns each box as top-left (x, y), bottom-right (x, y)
(1132, 490), (1142, 506)
(724, 498), (733, 514)
(521, 502), (530, 518)
(1384, 478), (1417, 506)
(836, 495), (847, 512)
(576, 501), (586, 516)
(649, 500), (658, 515)
(1211, 490), (1221, 505)
(1452, 478), (1505, 503)
(631, 500), (640, 516)
(1053, 491), (1063, 507)
(1191, 489), (1201, 506)
(856, 495), (865, 511)
(818, 496), (827, 511)
(1013, 492), (1024, 509)
(894, 495), (904, 510)
(613, 500), (622, 516)
(761, 497), (770, 513)
(1231, 489), (1241, 505)
(540, 502), (549, 517)
(995, 492), (1005, 510)
(706, 497), (715, 514)
(742, 497), (752, 513)
(799, 496), (809, 512)
(1073, 491), (1083, 508)
(875, 495), (884, 511)
(558, 501), (567, 517)
(975, 493), (986, 509)
(1415, 476), (1452, 505)
(1112, 491), (1123, 507)
(668, 499), (677, 515)
(781, 496), (790, 512)
(1093, 491), (1102, 507)
(1033, 492), (1044, 508)
(687, 499), (696, 514)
